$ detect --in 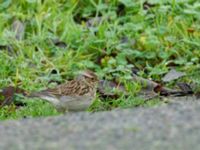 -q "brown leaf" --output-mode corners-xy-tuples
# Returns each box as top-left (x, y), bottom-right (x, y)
(154, 84), (164, 93)
(0, 86), (15, 107)
(153, 84), (171, 96)
(187, 28), (195, 33)
(0, 86), (27, 108)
